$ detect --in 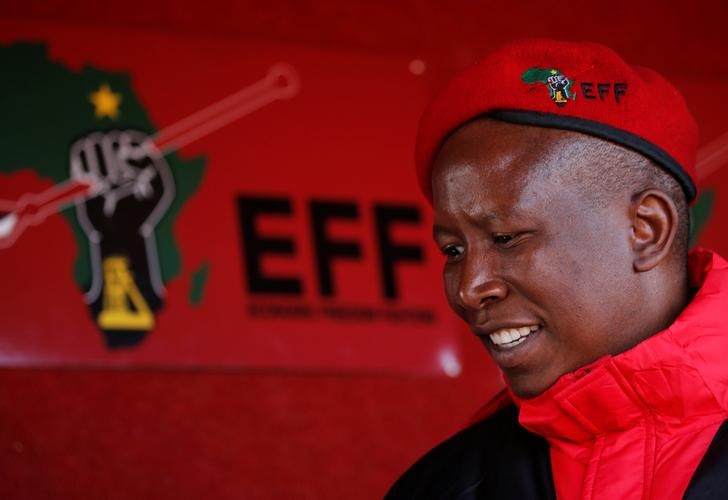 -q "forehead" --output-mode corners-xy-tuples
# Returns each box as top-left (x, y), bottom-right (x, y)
(431, 119), (579, 216)
(431, 118), (624, 214)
